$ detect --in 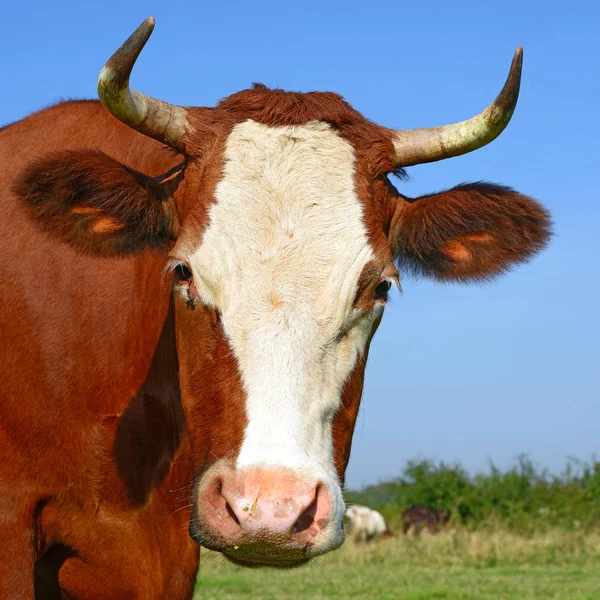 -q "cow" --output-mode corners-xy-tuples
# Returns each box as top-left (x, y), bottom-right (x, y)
(0, 16), (551, 599)
(402, 505), (450, 536)
(345, 505), (392, 542)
